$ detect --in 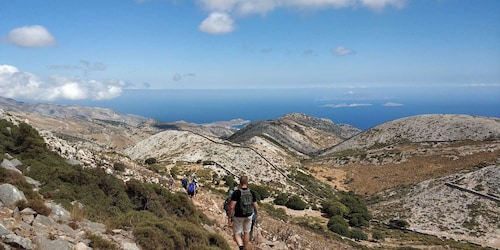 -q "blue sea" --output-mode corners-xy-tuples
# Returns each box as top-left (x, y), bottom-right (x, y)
(50, 86), (500, 131)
